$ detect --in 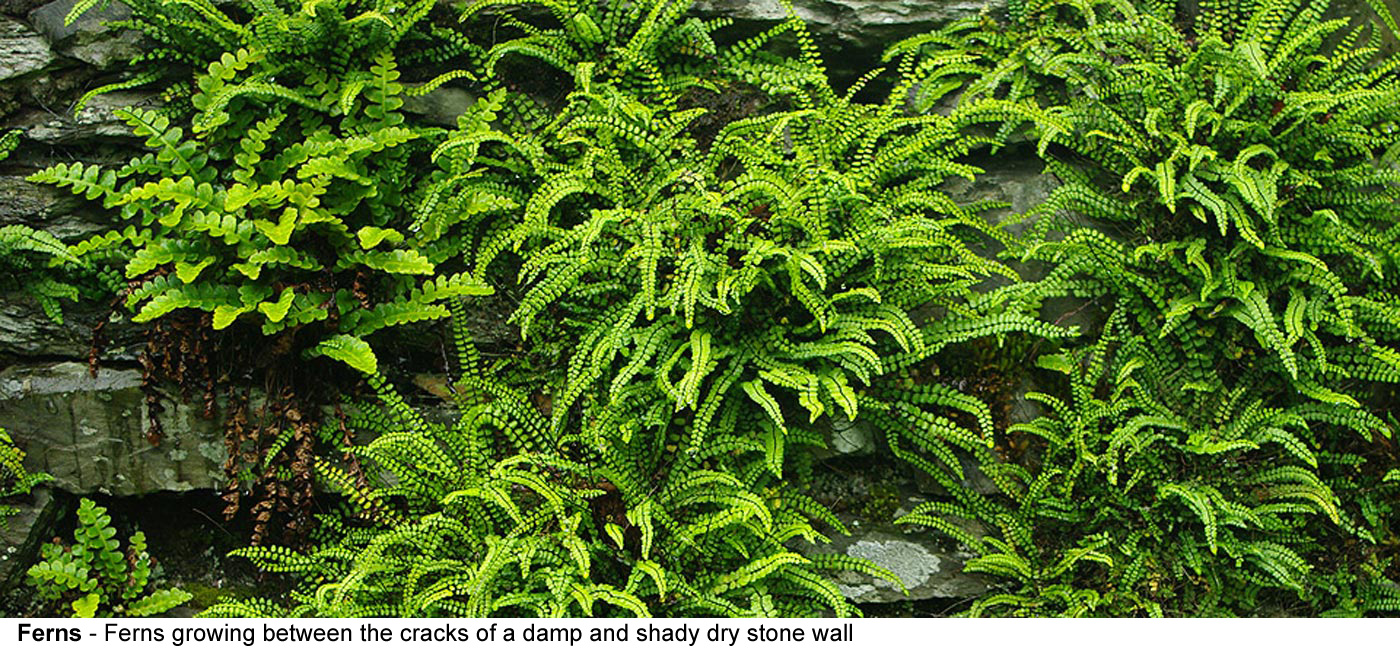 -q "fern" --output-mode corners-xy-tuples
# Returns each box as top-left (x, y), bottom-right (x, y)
(208, 310), (876, 616)
(0, 133), (88, 324)
(27, 499), (192, 617)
